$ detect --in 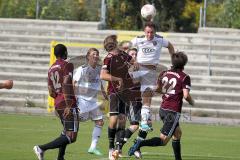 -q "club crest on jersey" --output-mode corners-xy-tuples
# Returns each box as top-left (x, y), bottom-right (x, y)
(152, 41), (157, 46)
(142, 48), (155, 54)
